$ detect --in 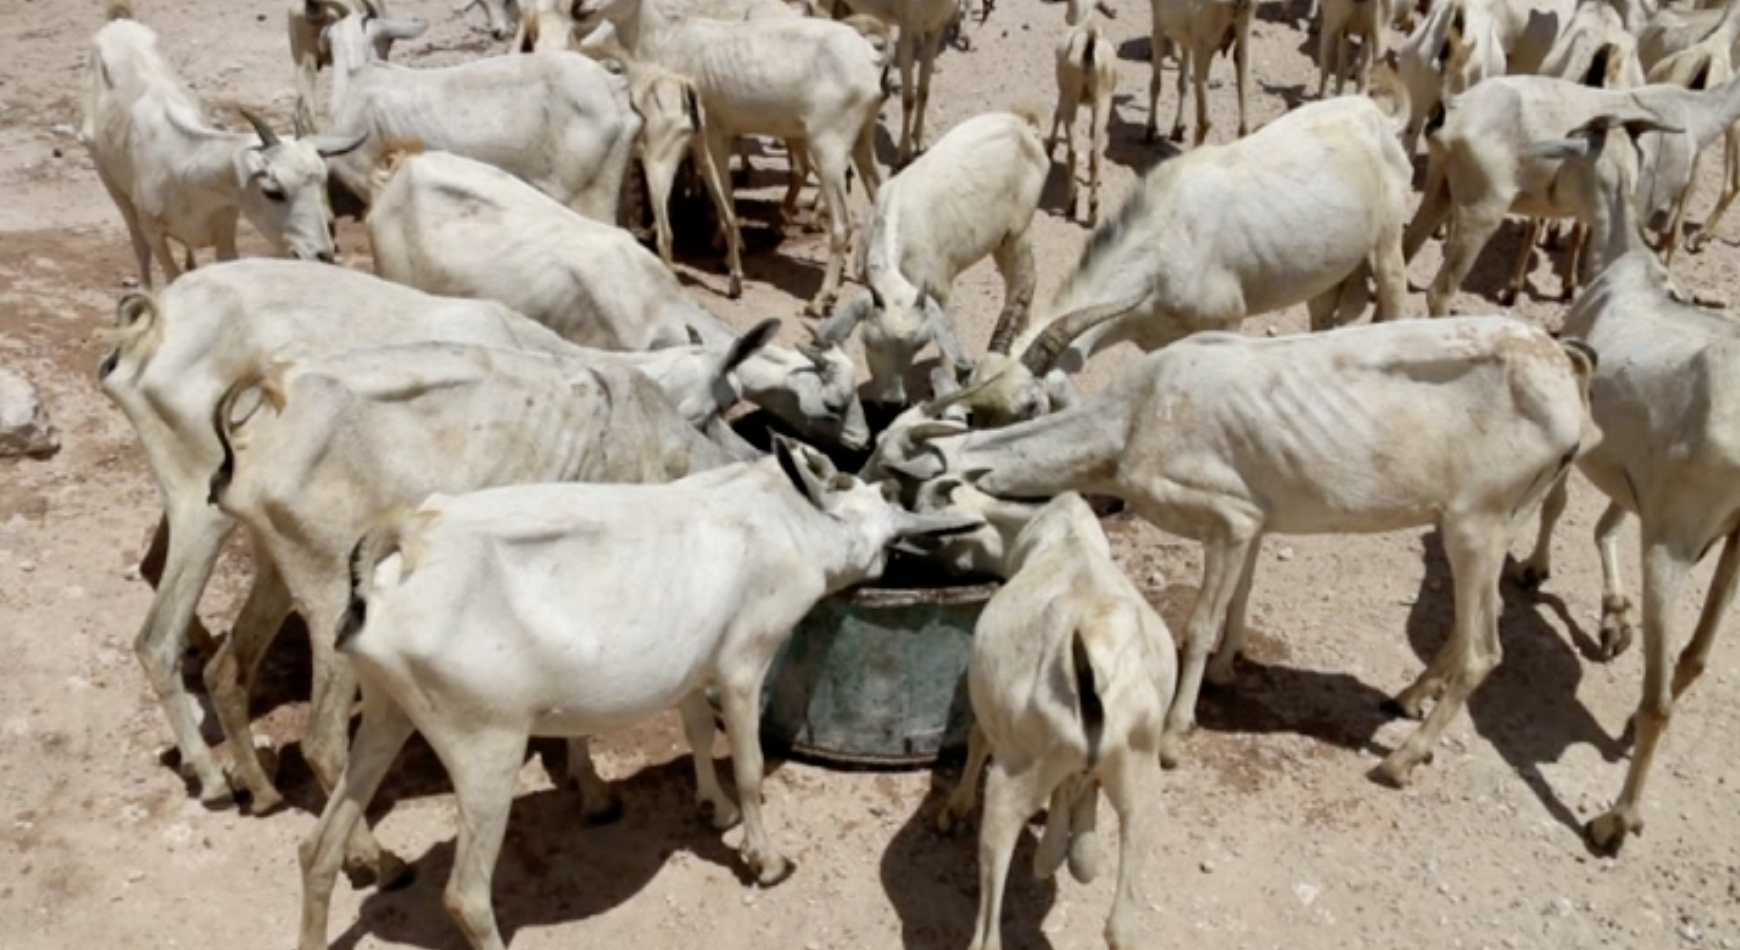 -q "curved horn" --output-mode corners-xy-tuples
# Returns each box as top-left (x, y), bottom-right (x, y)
(1017, 295), (1145, 376)
(359, 0), (383, 18)
(985, 298), (1022, 355)
(238, 108), (281, 148)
